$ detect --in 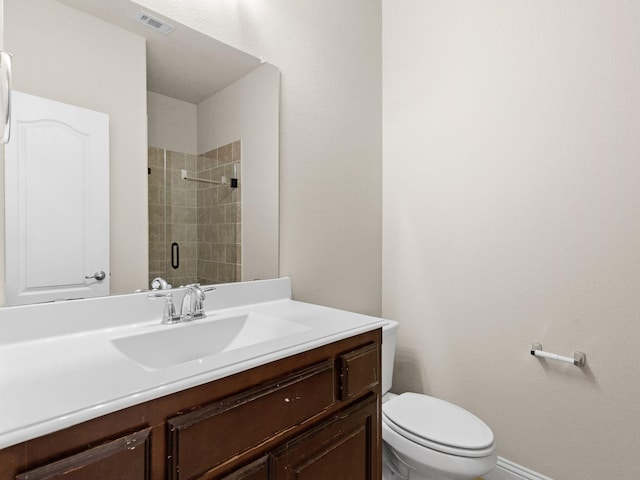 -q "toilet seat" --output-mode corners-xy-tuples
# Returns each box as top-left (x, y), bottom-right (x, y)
(382, 393), (495, 458)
